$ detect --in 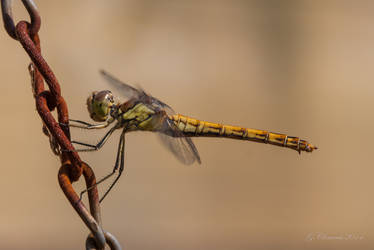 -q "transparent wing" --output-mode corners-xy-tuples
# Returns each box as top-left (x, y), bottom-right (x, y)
(100, 70), (175, 114)
(100, 69), (140, 99)
(157, 118), (201, 165)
